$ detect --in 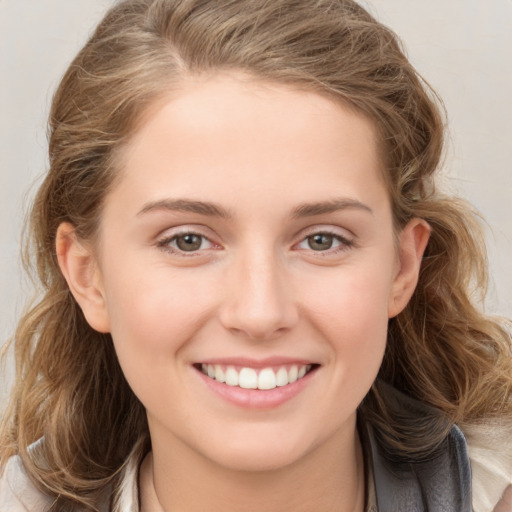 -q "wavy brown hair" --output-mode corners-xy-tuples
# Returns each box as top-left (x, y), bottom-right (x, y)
(2, 0), (511, 509)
